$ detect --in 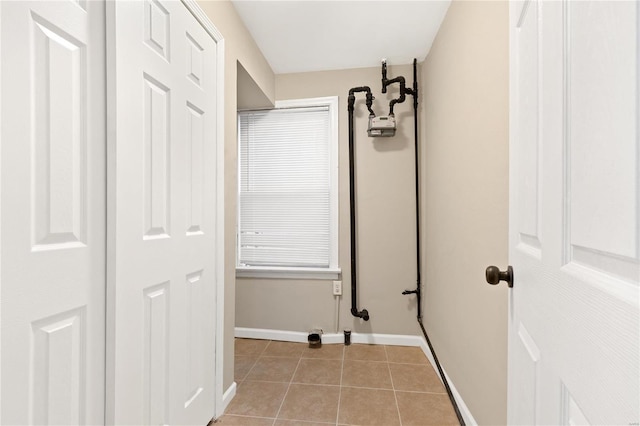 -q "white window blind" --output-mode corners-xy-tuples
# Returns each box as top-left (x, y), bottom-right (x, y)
(238, 104), (336, 270)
